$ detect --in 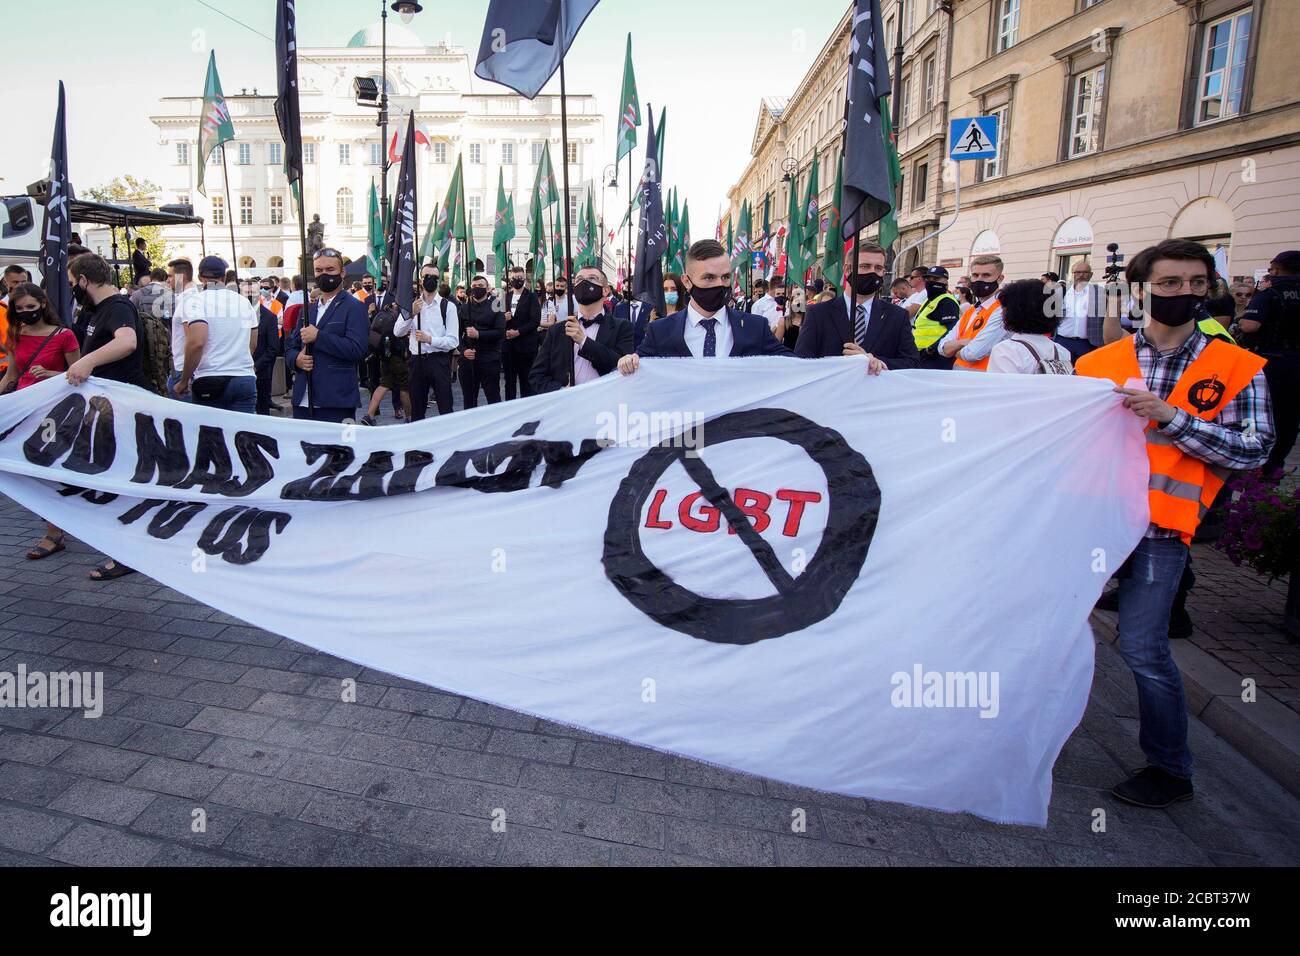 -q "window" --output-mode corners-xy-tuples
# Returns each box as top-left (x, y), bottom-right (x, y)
(566, 141), (578, 165)
(900, 0), (912, 37)
(177, 193), (190, 209)
(923, 55), (937, 112)
(176, 142), (189, 165)
(336, 187), (354, 227)
(370, 142), (383, 166)
(1196, 9), (1253, 125)
(270, 194), (284, 225)
(239, 195), (253, 225)
(531, 141), (544, 165)
(338, 143), (351, 165)
(568, 192), (579, 226)
(237, 143), (252, 165)
(981, 104), (1009, 180)
(211, 196), (225, 225)
(469, 143), (482, 164)
(304, 142), (316, 164)
(885, 16), (894, 46)
(434, 141), (447, 164)
(269, 142), (282, 167)
(501, 141), (514, 165)
(207, 147), (221, 167)
(913, 161), (929, 207)
(1068, 65), (1106, 157)
(900, 73), (912, 126)
(995, 0), (1020, 52)
(468, 195), (482, 226)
